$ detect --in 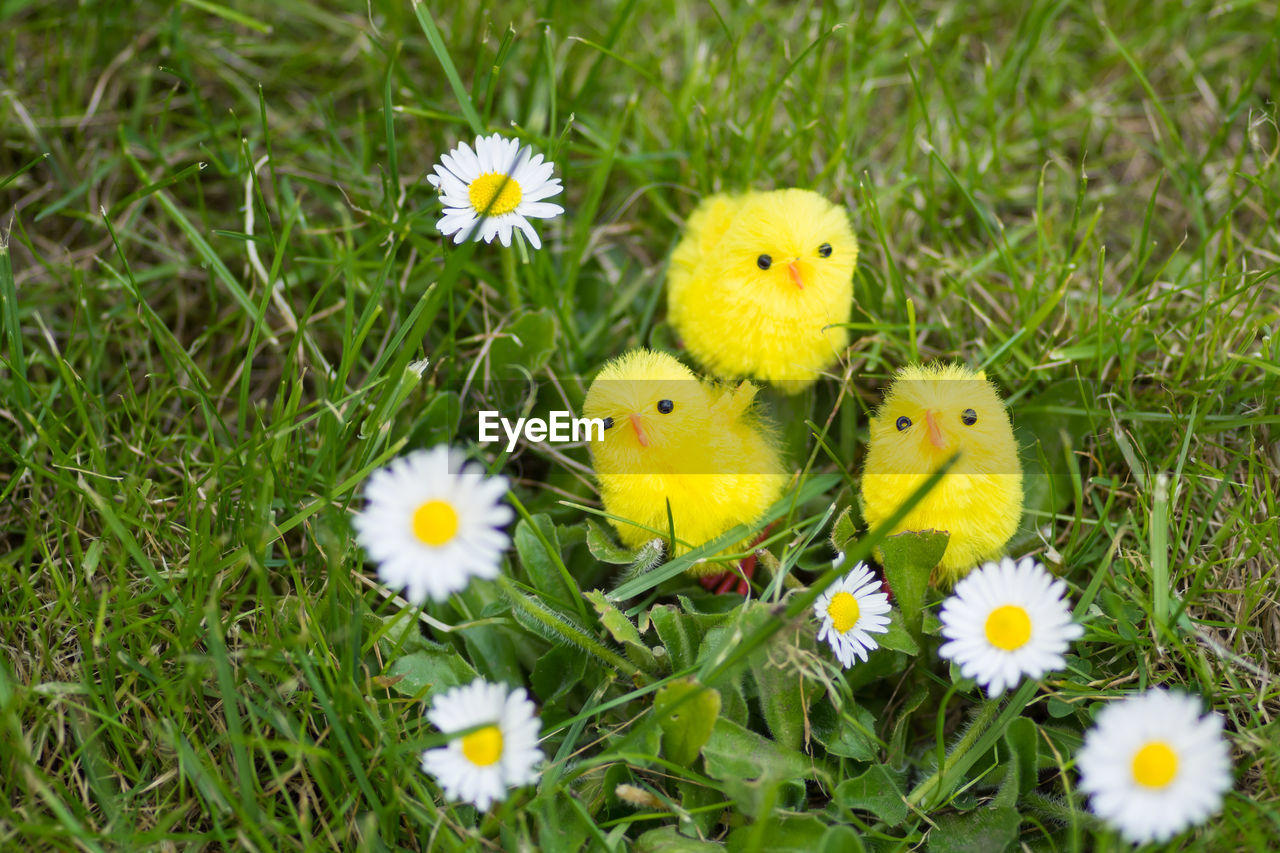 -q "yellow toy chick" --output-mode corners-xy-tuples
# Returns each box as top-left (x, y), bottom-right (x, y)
(860, 363), (1023, 586)
(583, 349), (788, 584)
(667, 188), (859, 392)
